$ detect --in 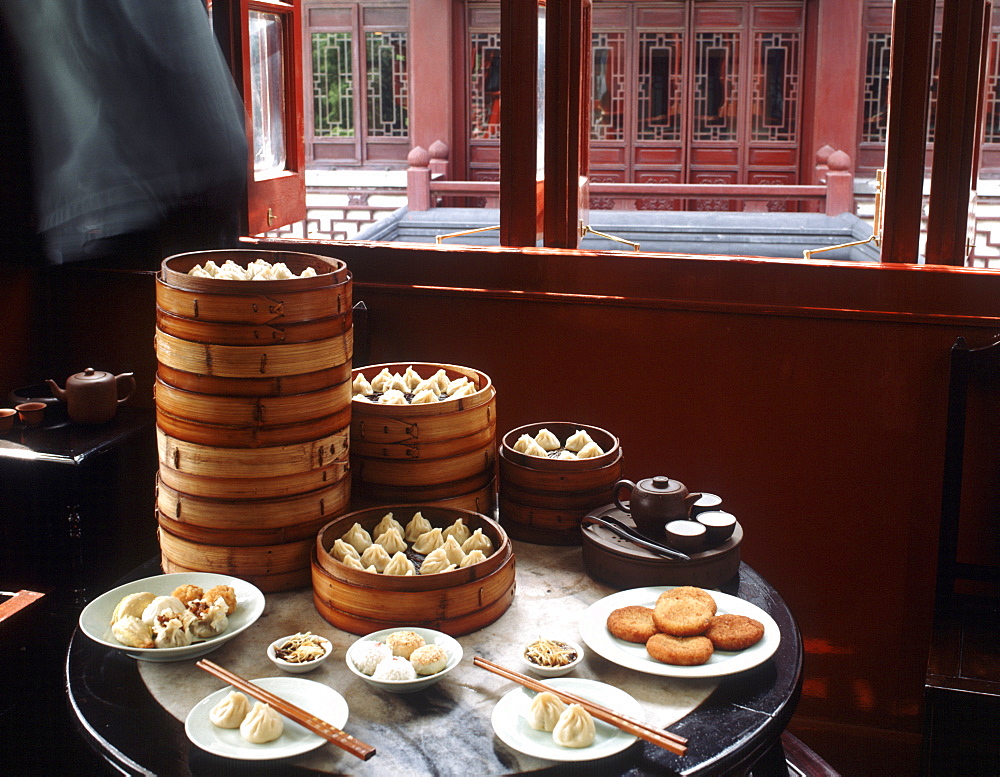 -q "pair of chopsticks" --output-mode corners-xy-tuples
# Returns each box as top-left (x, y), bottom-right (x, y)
(474, 655), (687, 757)
(197, 659), (376, 761)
